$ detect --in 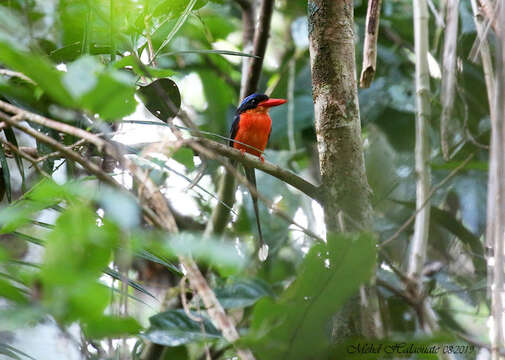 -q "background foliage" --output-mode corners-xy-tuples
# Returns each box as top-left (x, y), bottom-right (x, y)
(0, 0), (494, 359)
